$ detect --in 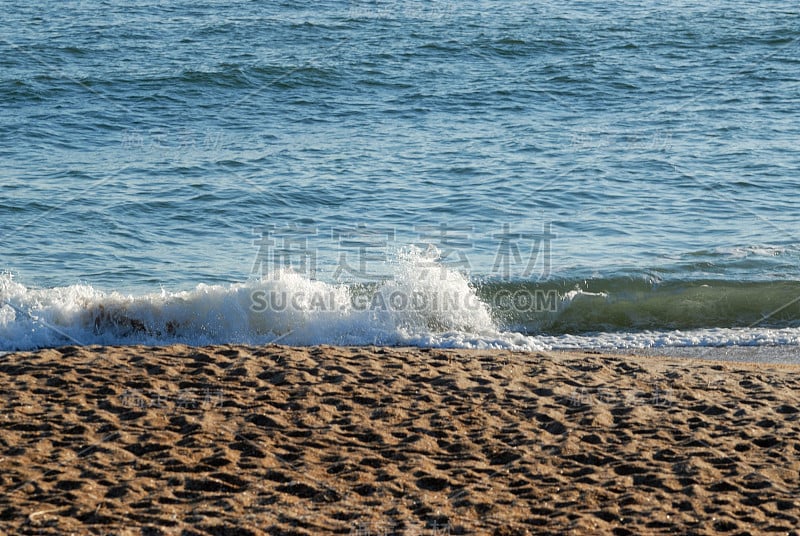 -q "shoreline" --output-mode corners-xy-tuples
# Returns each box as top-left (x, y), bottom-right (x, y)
(1, 344), (799, 535)
(4, 342), (800, 365)
(625, 345), (800, 365)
